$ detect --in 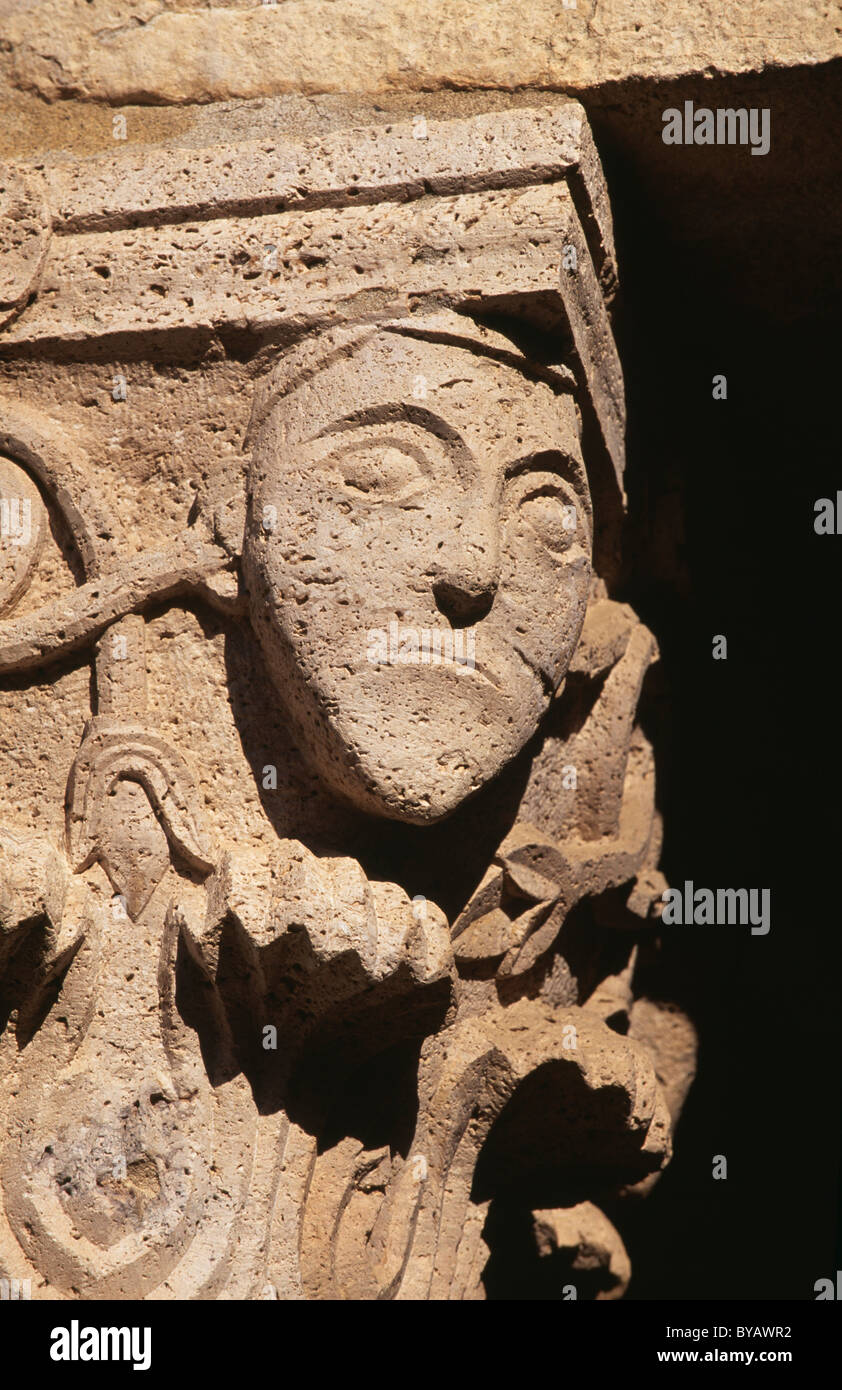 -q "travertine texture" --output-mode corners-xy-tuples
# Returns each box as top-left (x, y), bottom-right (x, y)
(0, 0), (838, 104)
(0, 98), (695, 1299)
